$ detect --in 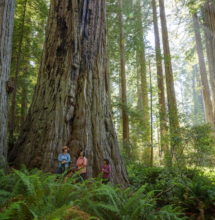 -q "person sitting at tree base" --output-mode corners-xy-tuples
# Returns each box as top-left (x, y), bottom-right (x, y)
(101, 159), (111, 184)
(56, 146), (71, 174)
(76, 150), (88, 181)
